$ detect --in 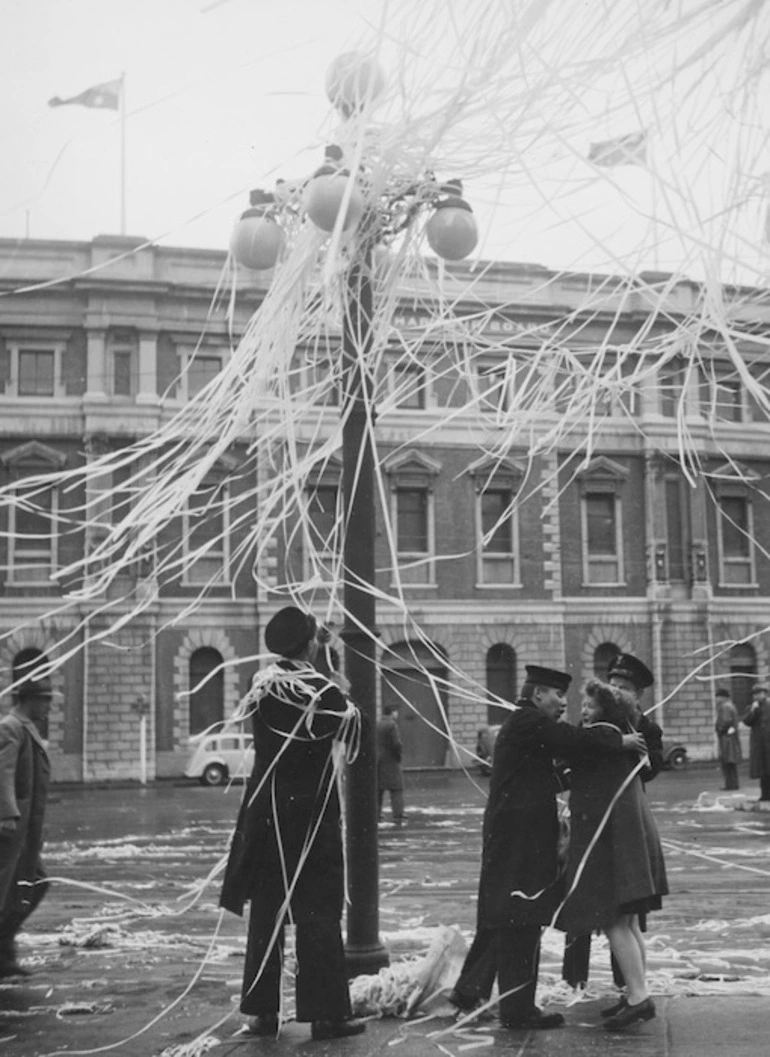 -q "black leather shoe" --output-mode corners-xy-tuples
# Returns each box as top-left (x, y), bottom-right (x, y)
(600, 995), (627, 1018)
(311, 1019), (366, 1041)
(245, 1013), (279, 1037)
(448, 989), (481, 1012)
(604, 997), (656, 1031)
(501, 1010), (565, 1030)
